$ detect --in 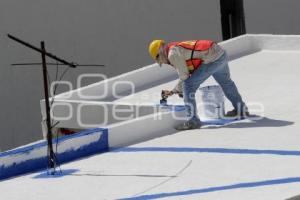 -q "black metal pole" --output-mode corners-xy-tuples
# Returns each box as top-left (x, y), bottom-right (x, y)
(41, 41), (55, 171)
(220, 0), (246, 40)
(7, 34), (103, 174)
(7, 34), (104, 174)
(7, 34), (78, 173)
